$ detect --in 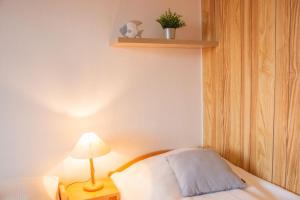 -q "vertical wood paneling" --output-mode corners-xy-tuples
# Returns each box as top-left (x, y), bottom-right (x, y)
(202, 0), (216, 148)
(202, 0), (226, 154)
(222, 0), (242, 166)
(201, 0), (215, 41)
(213, 0), (225, 156)
(202, 0), (300, 194)
(273, 0), (290, 187)
(240, 0), (252, 171)
(286, 0), (300, 193)
(250, 0), (276, 181)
